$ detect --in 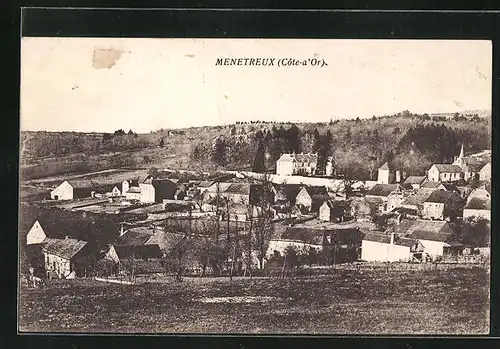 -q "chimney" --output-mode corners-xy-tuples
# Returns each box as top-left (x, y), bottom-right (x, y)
(91, 191), (96, 198)
(396, 214), (402, 225)
(119, 224), (125, 237)
(390, 233), (395, 245)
